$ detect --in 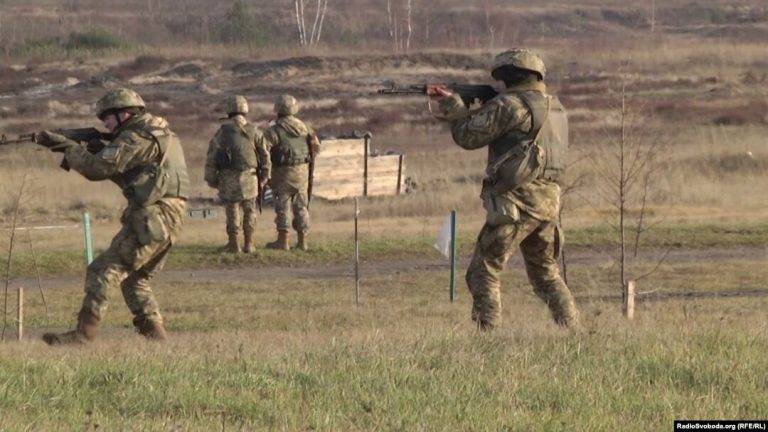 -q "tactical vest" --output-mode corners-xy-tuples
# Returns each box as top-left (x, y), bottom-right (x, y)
(215, 123), (259, 171)
(270, 124), (310, 167)
(121, 126), (190, 208)
(486, 91), (568, 192)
